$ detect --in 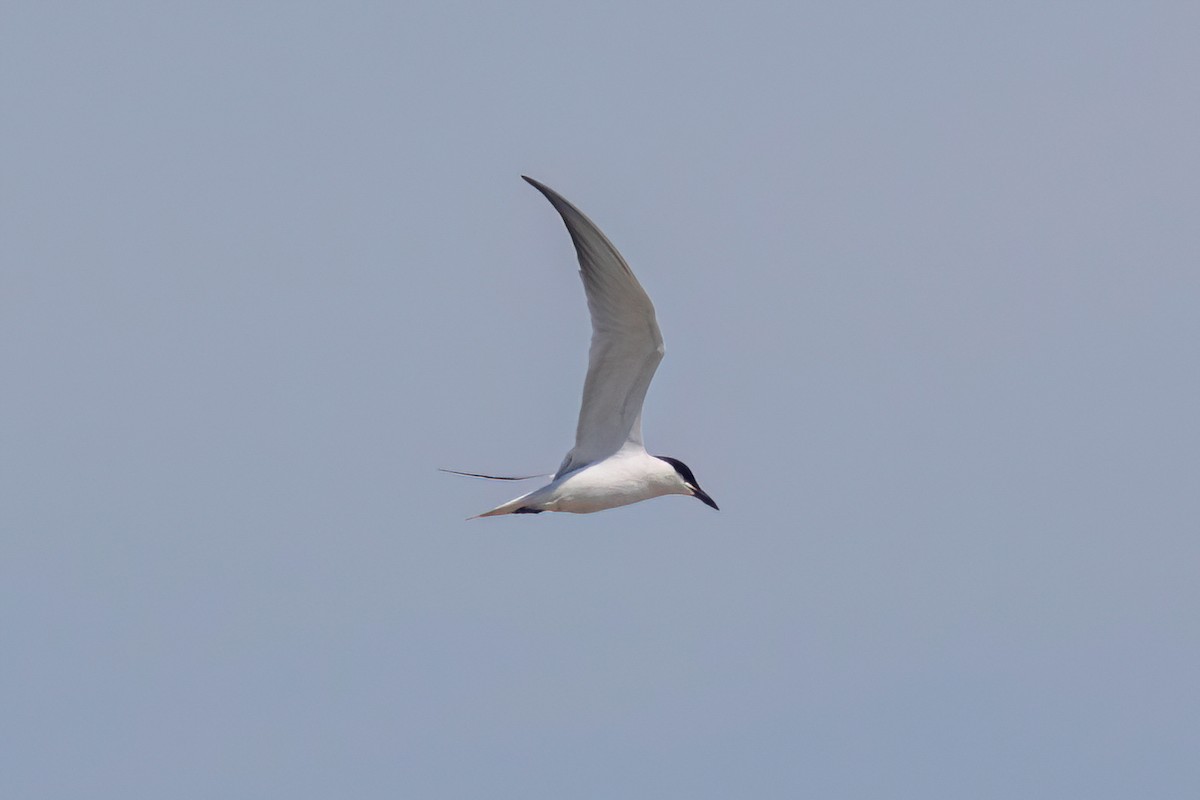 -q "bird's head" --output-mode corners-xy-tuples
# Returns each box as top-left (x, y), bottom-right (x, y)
(655, 456), (719, 510)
